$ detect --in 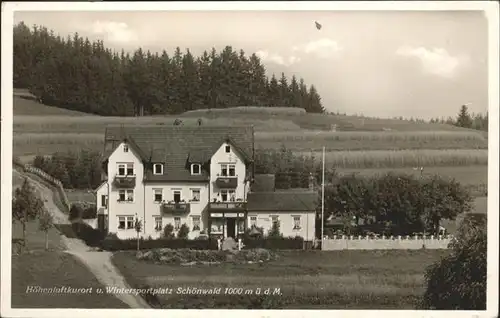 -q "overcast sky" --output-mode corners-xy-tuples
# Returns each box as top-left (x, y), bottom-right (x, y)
(14, 10), (489, 119)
